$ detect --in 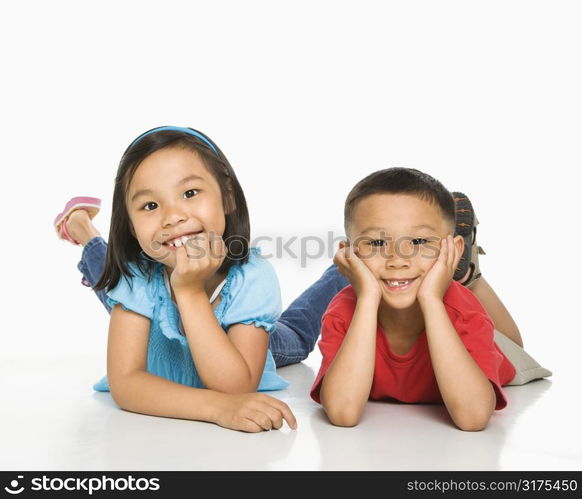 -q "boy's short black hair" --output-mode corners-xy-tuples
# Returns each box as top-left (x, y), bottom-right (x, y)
(344, 167), (455, 234)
